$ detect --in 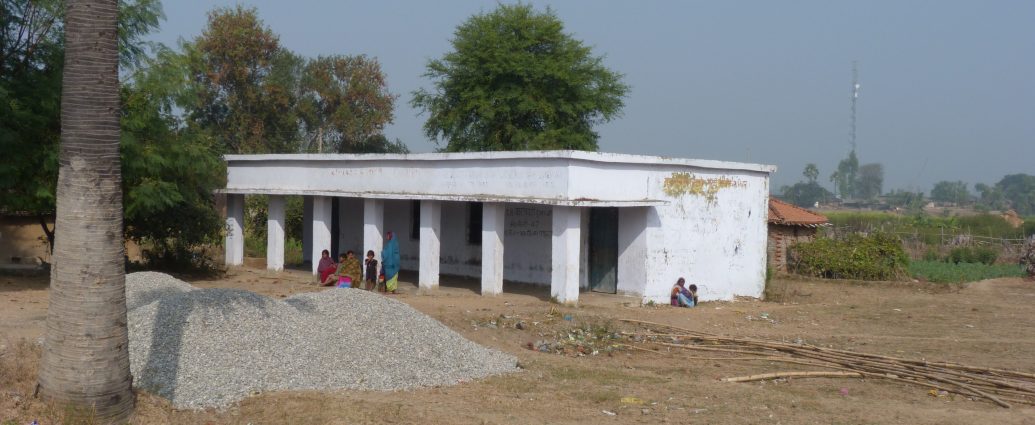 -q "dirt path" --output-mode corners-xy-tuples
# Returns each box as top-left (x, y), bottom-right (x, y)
(3, 267), (1035, 424)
